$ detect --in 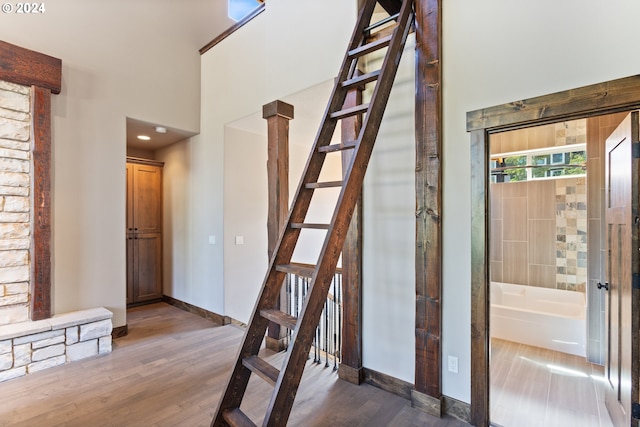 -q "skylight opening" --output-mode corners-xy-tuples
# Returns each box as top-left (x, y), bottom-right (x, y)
(228, 0), (262, 22)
